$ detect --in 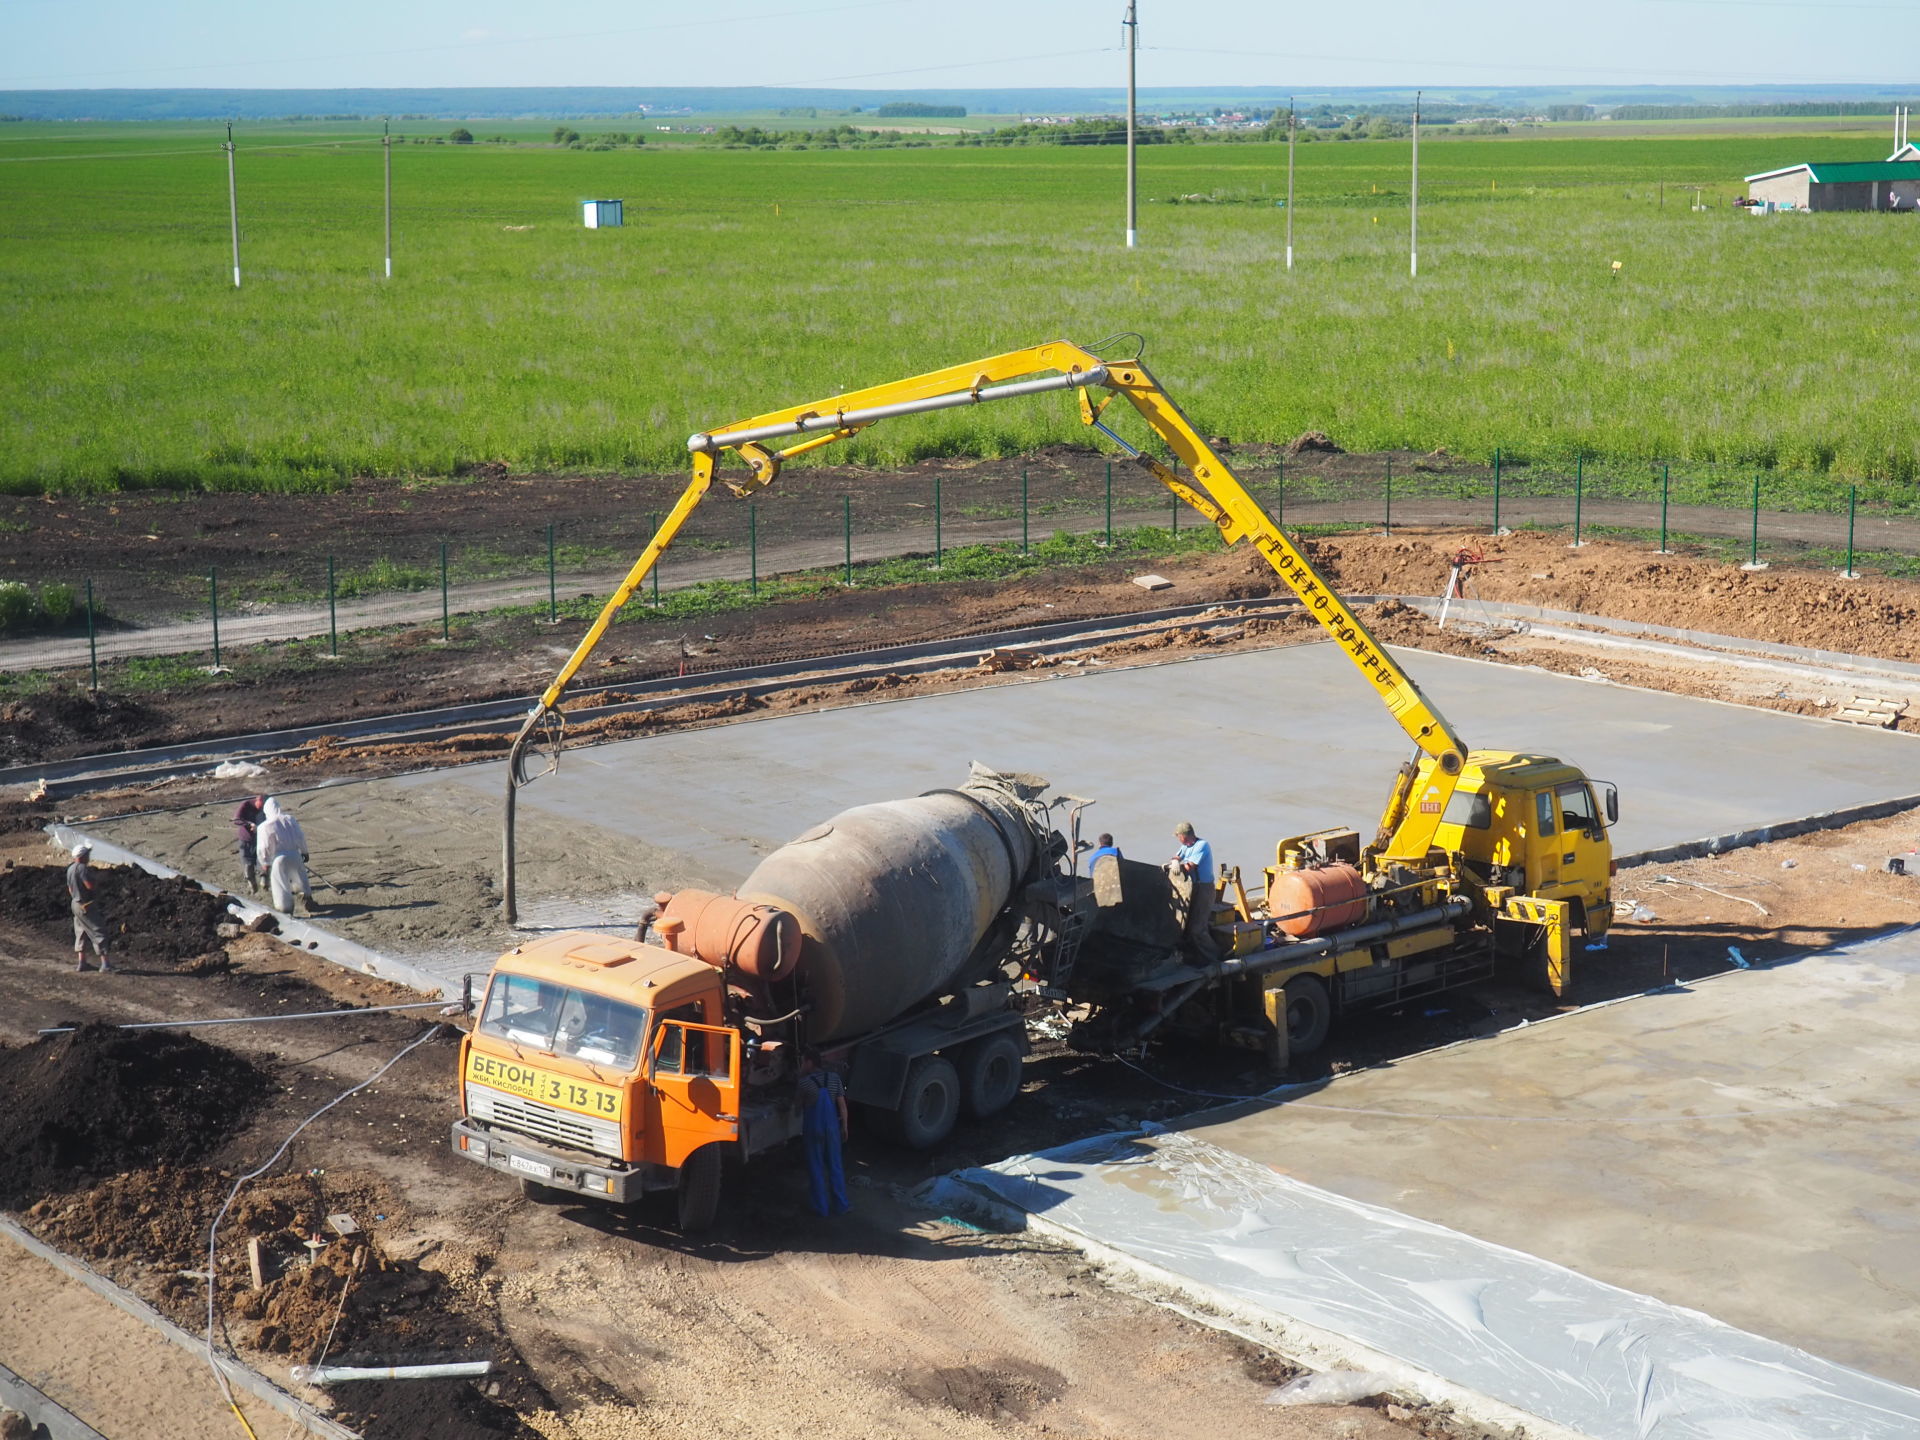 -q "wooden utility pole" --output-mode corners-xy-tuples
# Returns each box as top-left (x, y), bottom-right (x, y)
(383, 119), (393, 279)
(1124, 0), (1139, 248)
(1409, 91), (1420, 278)
(224, 123), (241, 288)
(1285, 95), (1296, 271)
